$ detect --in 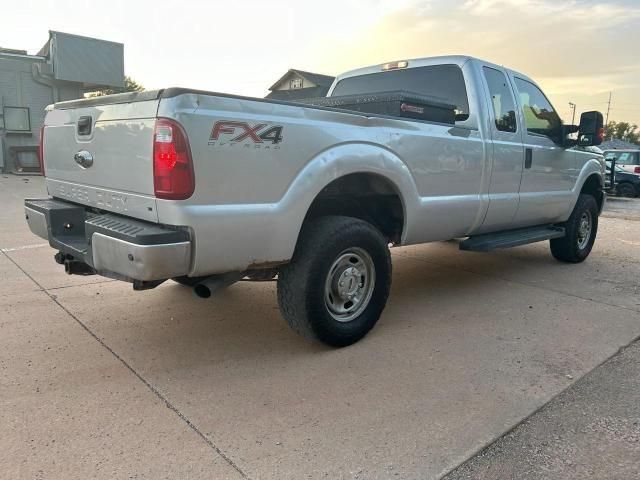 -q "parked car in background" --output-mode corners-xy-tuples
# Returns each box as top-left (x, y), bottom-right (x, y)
(604, 149), (640, 174)
(606, 160), (640, 198)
